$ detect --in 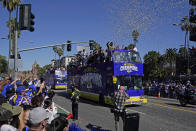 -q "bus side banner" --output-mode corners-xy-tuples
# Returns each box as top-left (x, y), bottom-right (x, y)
(114, 62), (143, 76)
